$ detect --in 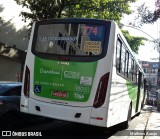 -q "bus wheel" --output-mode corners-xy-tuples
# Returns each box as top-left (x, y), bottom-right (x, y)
(123, 104), (132, 129)
(141, 101), (144, 109)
